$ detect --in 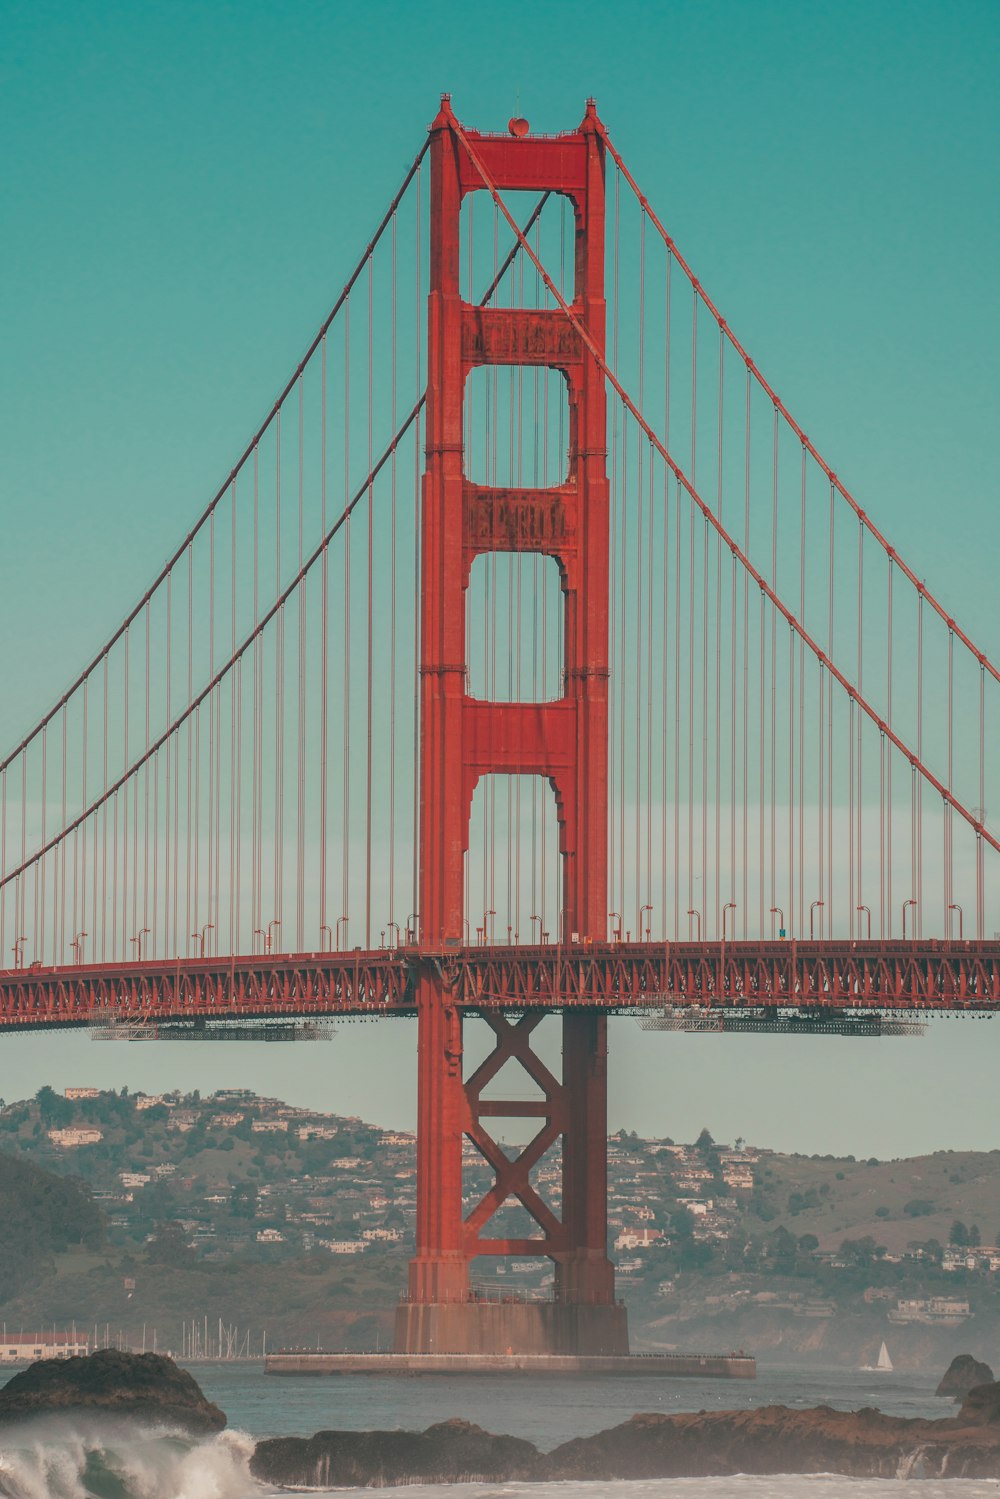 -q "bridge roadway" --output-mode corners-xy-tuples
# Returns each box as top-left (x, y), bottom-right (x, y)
(0, 940), (999, 1032)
